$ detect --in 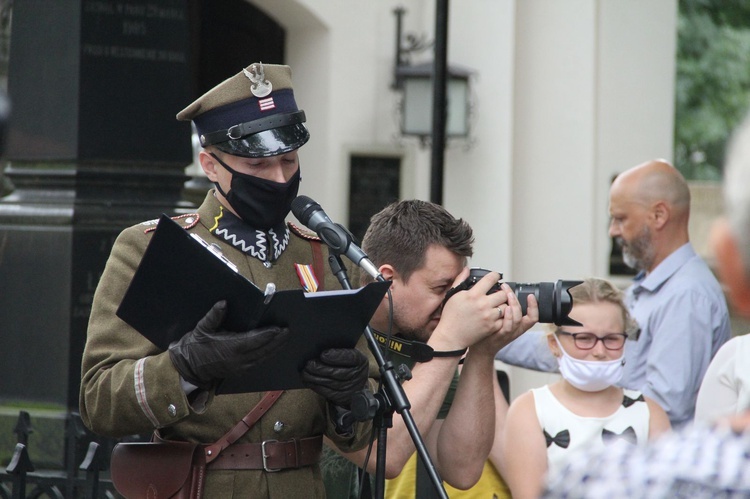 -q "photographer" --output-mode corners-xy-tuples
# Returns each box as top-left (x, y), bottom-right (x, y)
(322, 200), (538, 497)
